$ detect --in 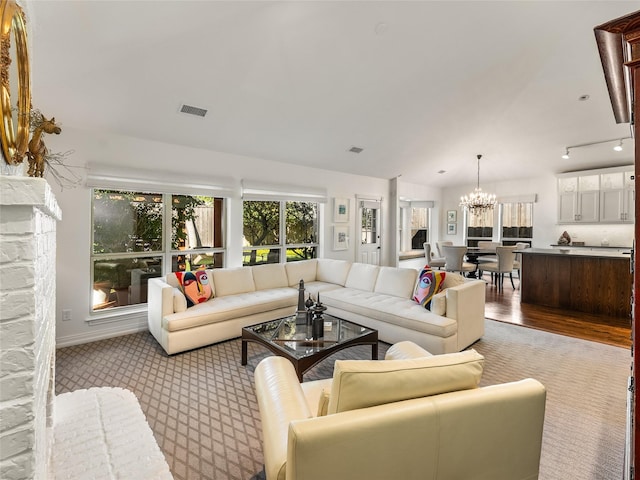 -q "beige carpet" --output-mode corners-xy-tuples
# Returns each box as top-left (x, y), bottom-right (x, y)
(55, 320), (629, 480)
